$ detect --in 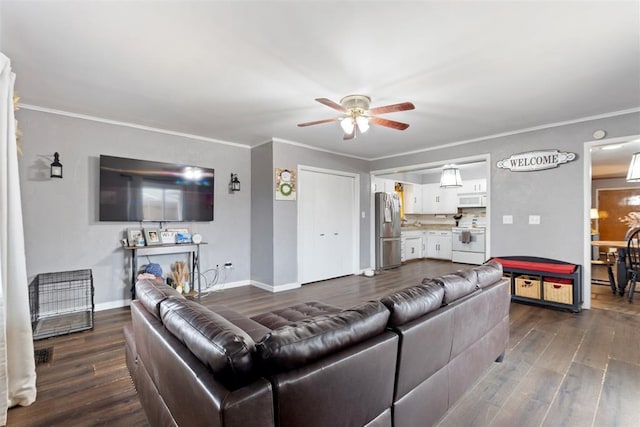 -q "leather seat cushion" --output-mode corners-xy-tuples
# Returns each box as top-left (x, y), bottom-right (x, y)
(380, 280), (445, 327)
(255, 301), (390, 372)
(430, 269), (478, 304)
(160, 297), (256, 388)
(135, 278), (184, 320)
(473, 261), (504, 289)
(251, 301), (342, 329)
